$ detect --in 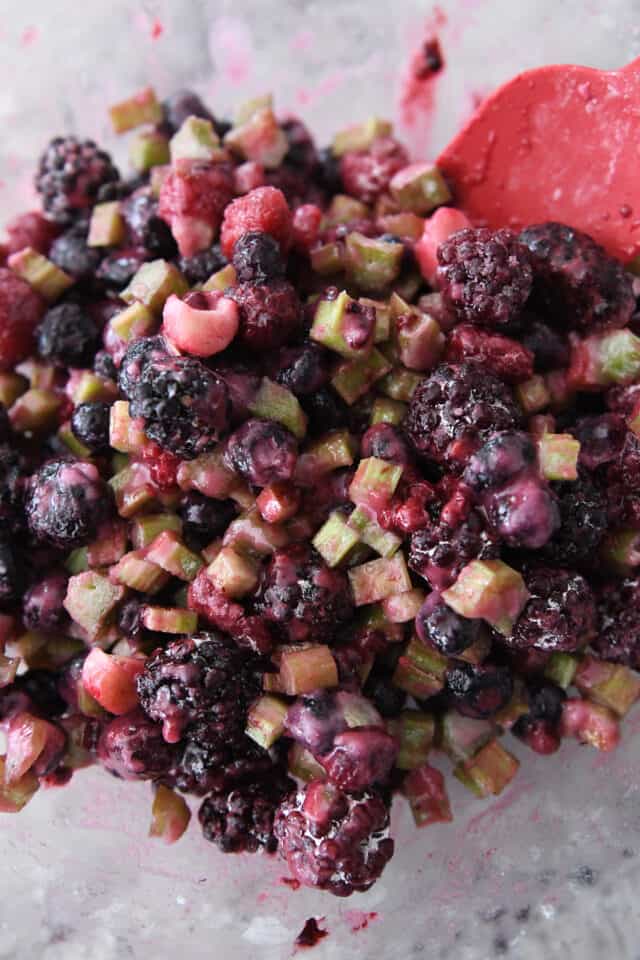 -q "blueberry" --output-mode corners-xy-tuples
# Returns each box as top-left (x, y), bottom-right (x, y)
(121, 190), (177, 258)
(178, 244), (227, 285)
(49, 223), (103, 281)
(361, 423), (413, 466)
(415, 593), (484, 656)
(267, 341), (330, 396)
(70, 401), (110, 453)
(445, 662), (513, 719)
(232, 231), (285, 284)
(93, 350), (117, 381)
(224, 418), (298, 487)
(179, 493), (237, 549)
(26, 459), (113, 549)
(463, 431), (535, 493)
(37, 302), (98, 367)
